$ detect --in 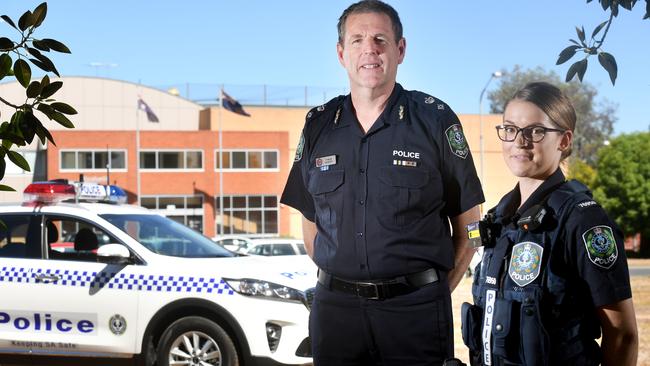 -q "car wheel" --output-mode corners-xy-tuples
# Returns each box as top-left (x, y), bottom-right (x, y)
(156, 316), (239, 366)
